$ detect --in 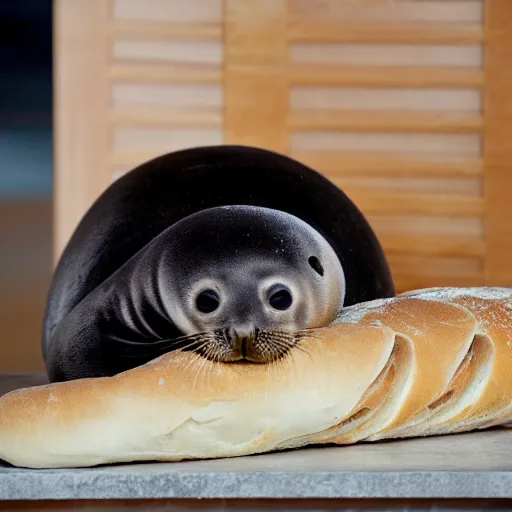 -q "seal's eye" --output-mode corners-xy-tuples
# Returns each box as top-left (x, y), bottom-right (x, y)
(308, 256), (324, 276)
(268, 285), (293, 311)
(196, 289), (220, 313)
